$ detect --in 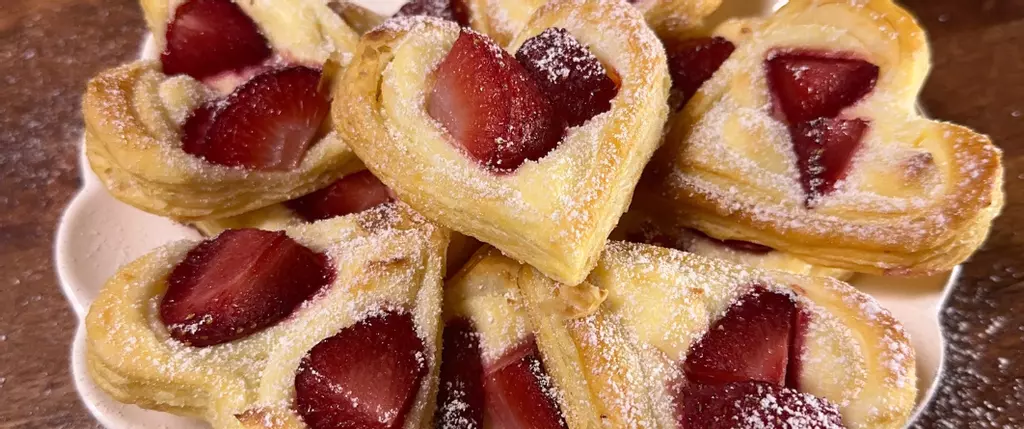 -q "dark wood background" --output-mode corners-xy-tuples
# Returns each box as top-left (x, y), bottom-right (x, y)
(0, 0), (1021, 427)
